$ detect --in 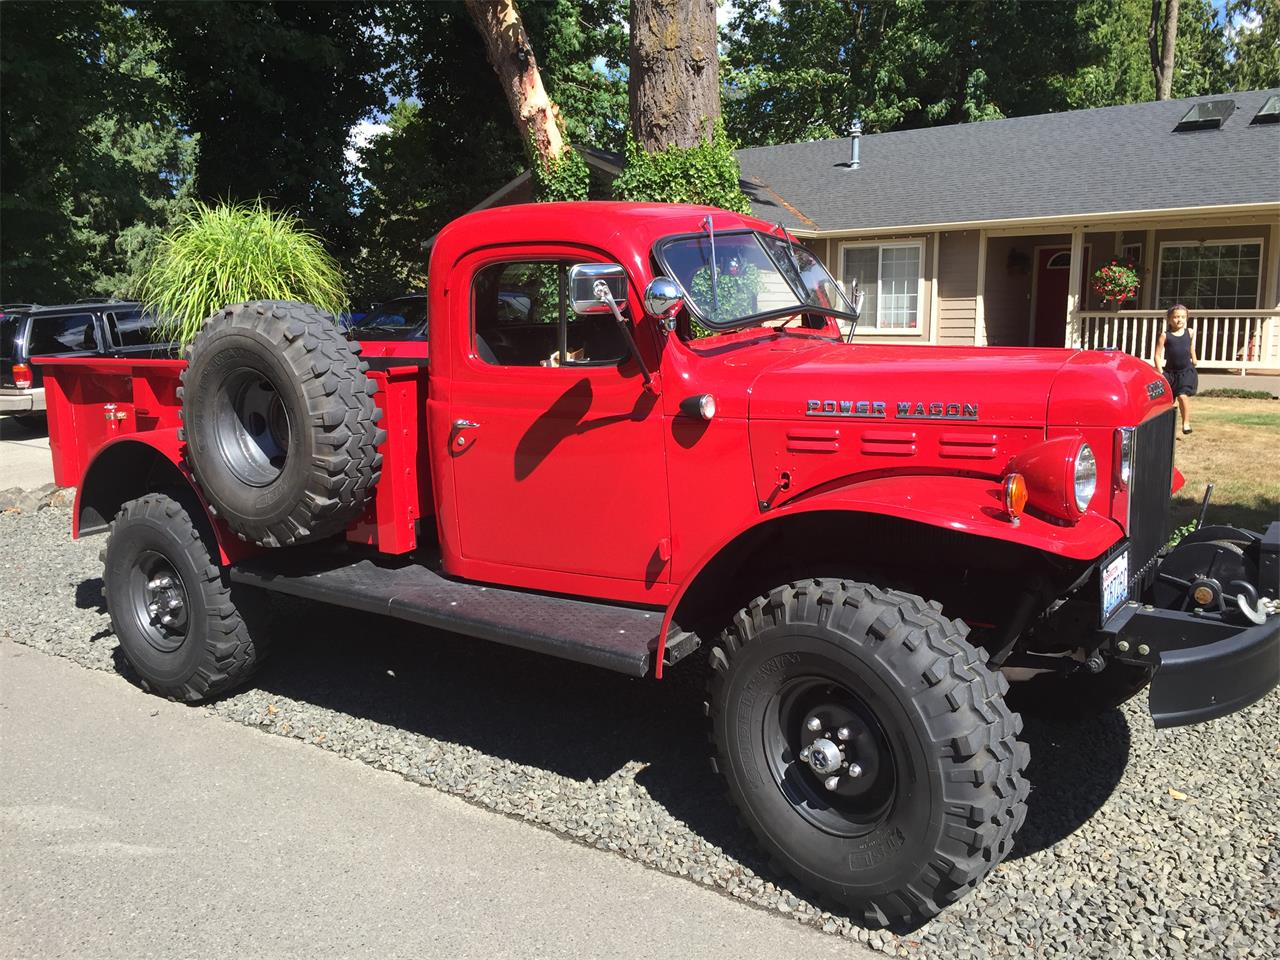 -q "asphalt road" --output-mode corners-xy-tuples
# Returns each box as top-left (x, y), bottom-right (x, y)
(0, 641), (875, 960)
